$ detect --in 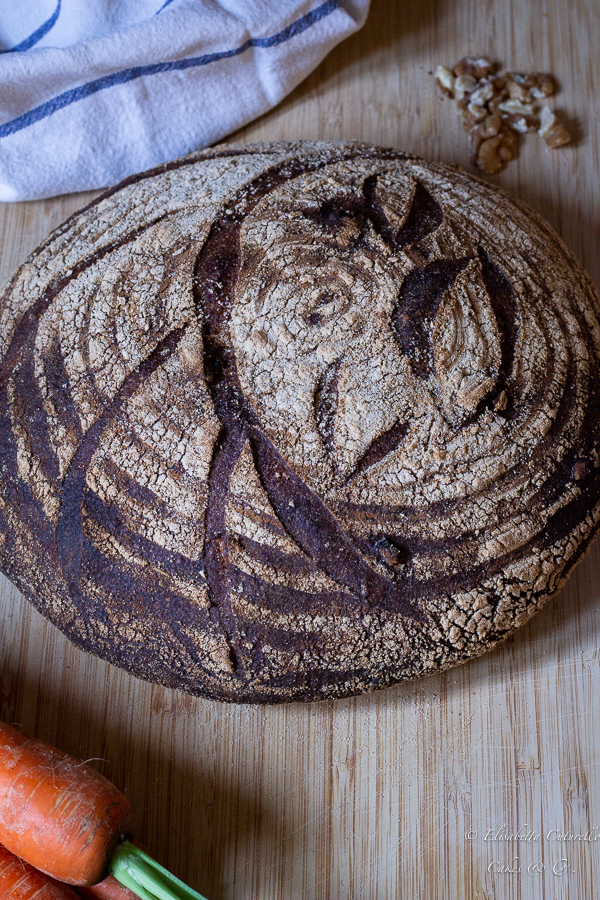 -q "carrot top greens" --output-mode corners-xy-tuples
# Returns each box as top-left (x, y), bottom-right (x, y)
(110, 843), (208, 900)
